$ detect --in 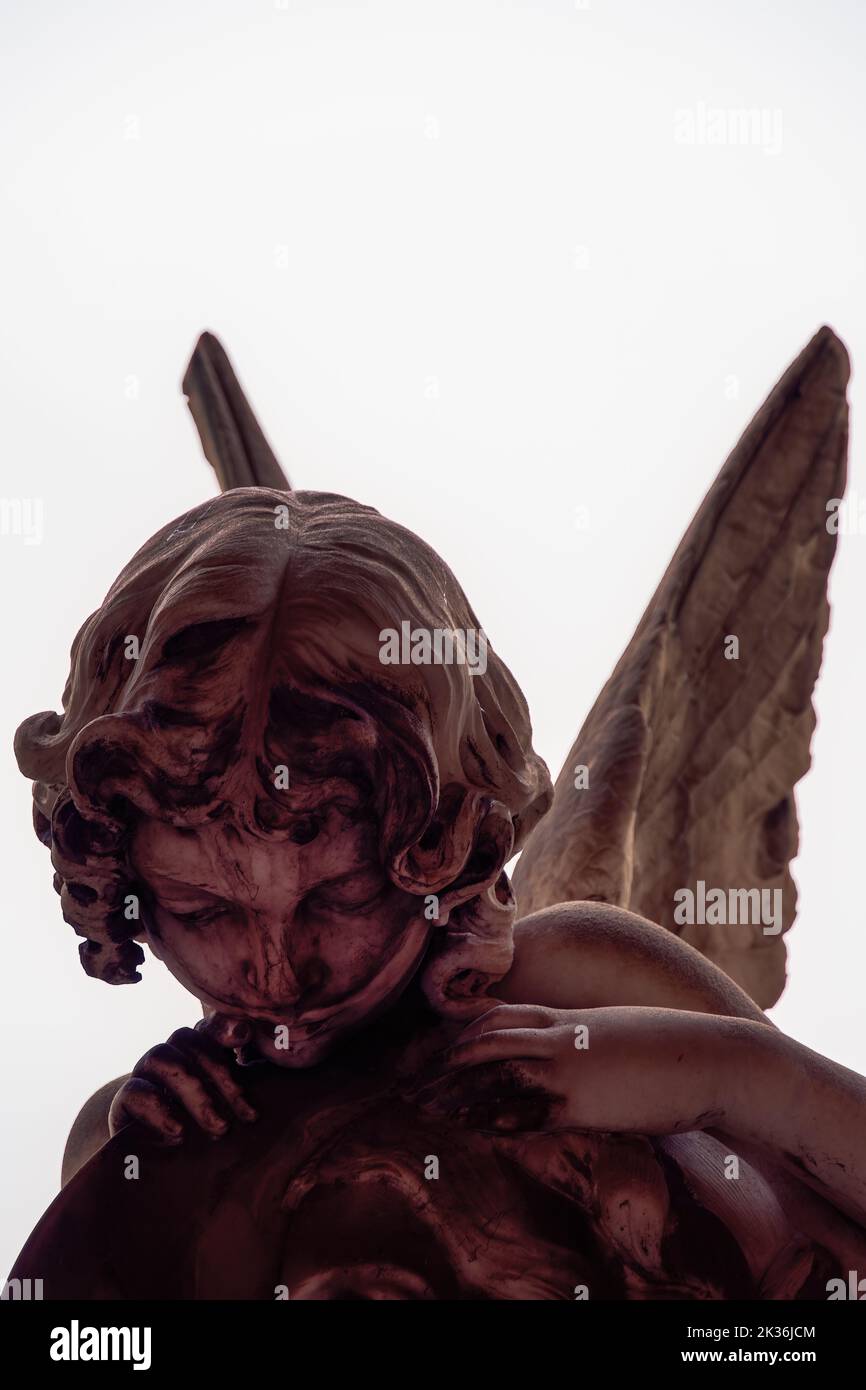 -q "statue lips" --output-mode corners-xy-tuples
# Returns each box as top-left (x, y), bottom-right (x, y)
(251, 1027), (333, 1068)
(206, 909), (436, 1065)
(202, 997), (357, 1067)
(204, 938), (436, 1068)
